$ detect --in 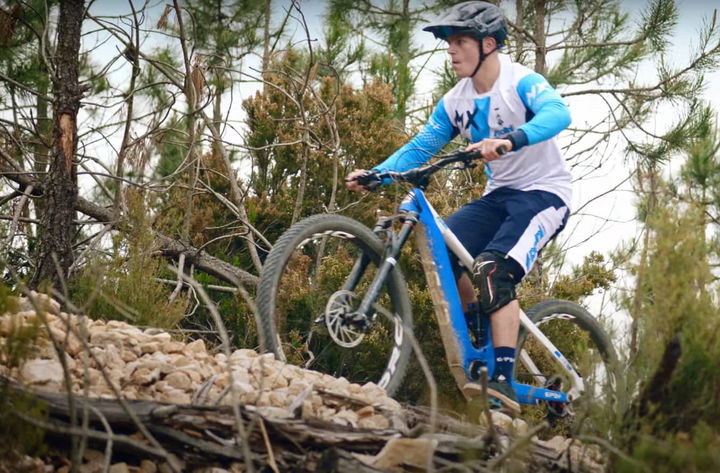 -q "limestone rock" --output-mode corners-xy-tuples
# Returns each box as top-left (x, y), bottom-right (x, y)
(108, 463), (130, 473)
(1, 298), (403, 429)
(21, 358), (64, 385)
(373, 437), (438, 472)
(139, 460), (158, 473)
